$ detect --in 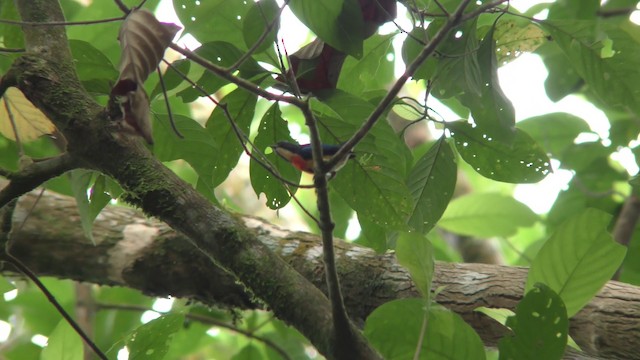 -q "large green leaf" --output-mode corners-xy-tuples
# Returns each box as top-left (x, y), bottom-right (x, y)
(242, 0), (279, 54)
(173, 0), (251, 48)
(288, 0), (364, 57)
(401, 27), (438, 81)
(153, 114), (218, 201)
(498, 283), (568, 360)
(68, 39), (118, 94)
(439, 193), (539, 238)
(249, 103), (301, 209)
(41, 320), (83, 360)
(339, 34), (395, 93)
(313, 90), (413, 230)
(396, 233), (435, 300)
(526, 208), (627, 317)
(537, 42), (583, 101)
(448, 121), (551, 183)
(458, 26), (516, 144)
(206, 88), (258, 187)
(542, 20), (640, 117)
(407, 137), (457, 234)
(516, 112), (591, 159)
(126, 314), (184, 360)
(365, 299), (485, 360)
